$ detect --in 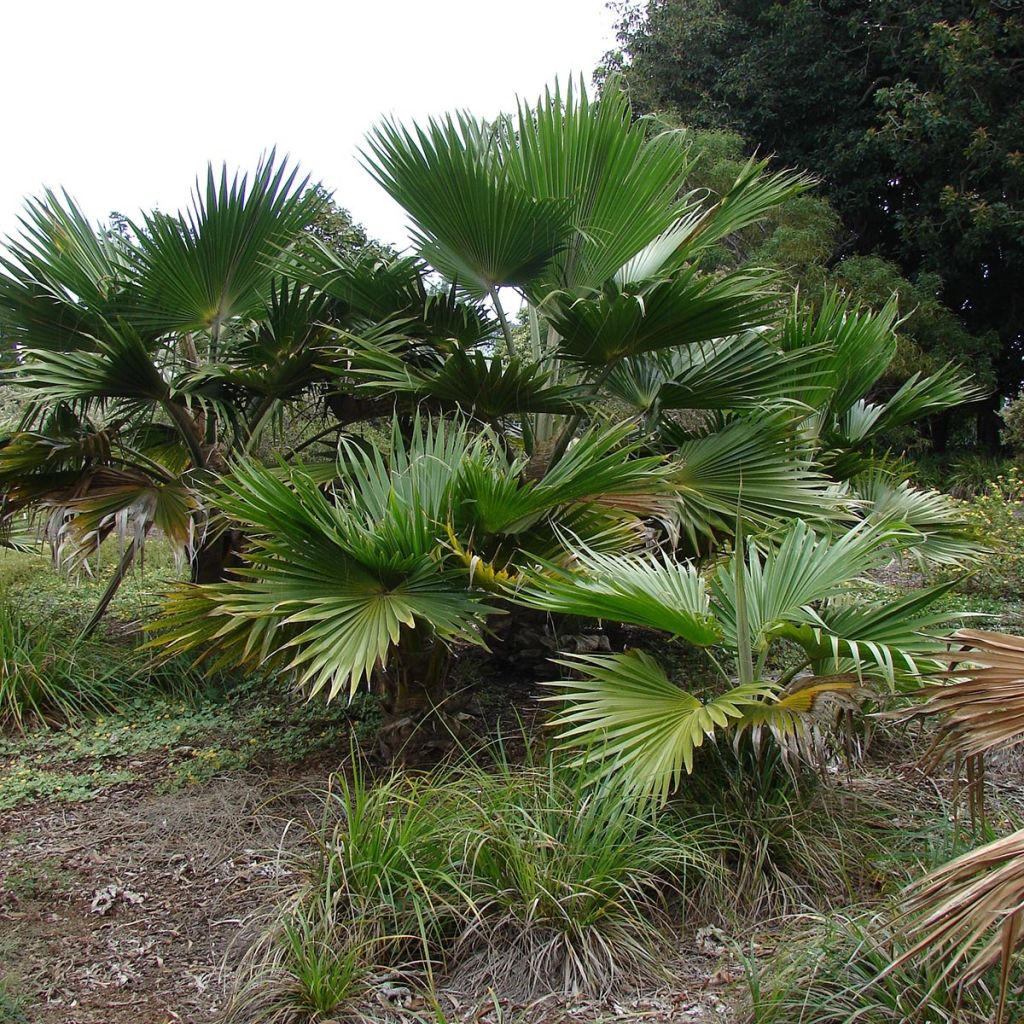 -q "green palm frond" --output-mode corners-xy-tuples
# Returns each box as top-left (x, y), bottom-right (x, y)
(546, 649), (774, 803)
(16, 323), (169, 404)
(778, 290), (900, 415)
(130, 151), (321, 335)
(518, 544), (721, 646)
(681, 157), (814, 257)
(508, 78), (693, 295)
(662, 412), (842, 541)
(348, 342), (589, 419)
(653, 331), (830, 410)
(363, 112), (572, 295)
(153, 447), (500, 698)
(0, 190), (132, 350)
(854, 470), (983, 566)
(287, 244), (499, 346)
(710, 520), (903, 650)
(529, 422), (673, 515)
(548, 269), (778, 366)
(840, 366), (988, 444)
(776, 580), (962, 686)
(613, 159), (812, 286)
